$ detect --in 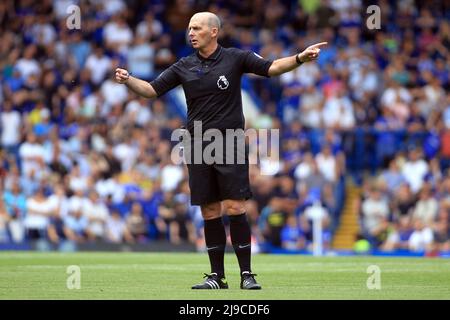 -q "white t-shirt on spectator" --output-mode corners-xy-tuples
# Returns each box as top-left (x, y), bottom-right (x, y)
(97, 0), (125, 16)
(69, 175), (89, 193)
(361, 197), (389, 233)
(53, 0), (80, 19)
(95, 178), (125, 203)
(408, 227), (433, 251)
(294, 161), (312, 180)
(412, 198), (438, 225)
(106, 216), (126, 242)
(68, 195), (84, 213)
(24, 198), (52, 230)
(127, 43), (155, 79)
(381, 87), (412, 108)
(401, 159), (429, 193)
(15, 58), (41, 80)
(85, 54), (111, 85)
(82, 198), (109, 237)
(161, 165), (184, 192)
(322, 96), (355, 129)
(19, 142), (46, 177)
(315, 153), (336, 182)
(260, 157), (282, 176)
(1, 110), (21, 146)
(125, 100), (152, 126)
(280, 63), (320, 87)
(103, 22), (133, 53)
(300, 90), (323, 128)
(31, 23), (57, 45)
(47, 194), (69, 220)
(113, 142), (139, 171)
(136, 19), (163, 39)
(100, 79), (128, 108)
